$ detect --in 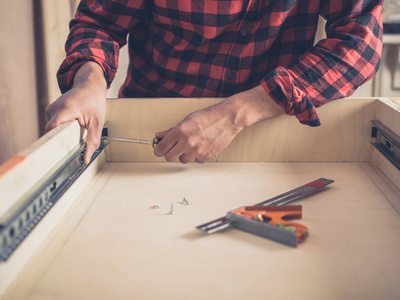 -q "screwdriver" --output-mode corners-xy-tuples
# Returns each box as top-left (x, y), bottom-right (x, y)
(102, 136), (161, 149)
